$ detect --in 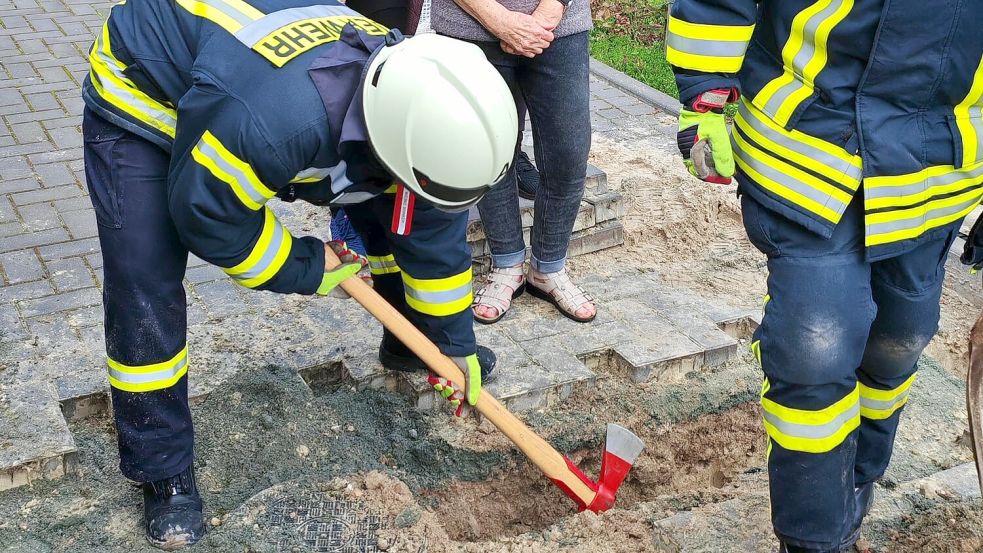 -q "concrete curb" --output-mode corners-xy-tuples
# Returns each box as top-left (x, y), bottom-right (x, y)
(589, 57), (681, 117)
